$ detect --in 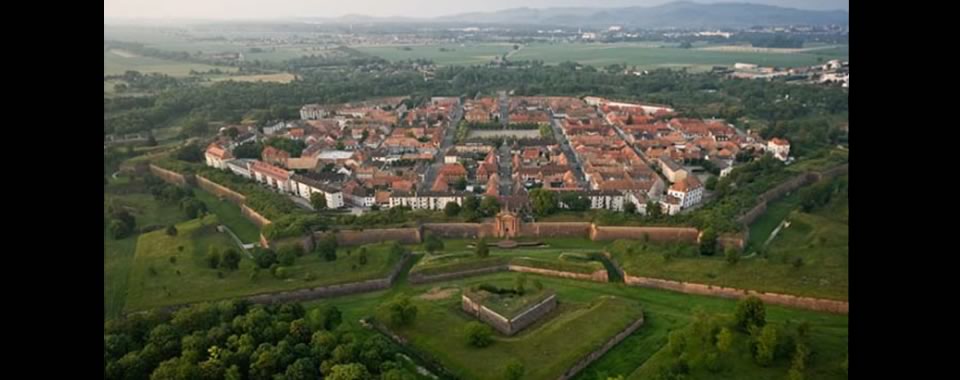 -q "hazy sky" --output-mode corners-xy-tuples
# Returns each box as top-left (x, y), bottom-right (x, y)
(104, 0), (848, 20)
